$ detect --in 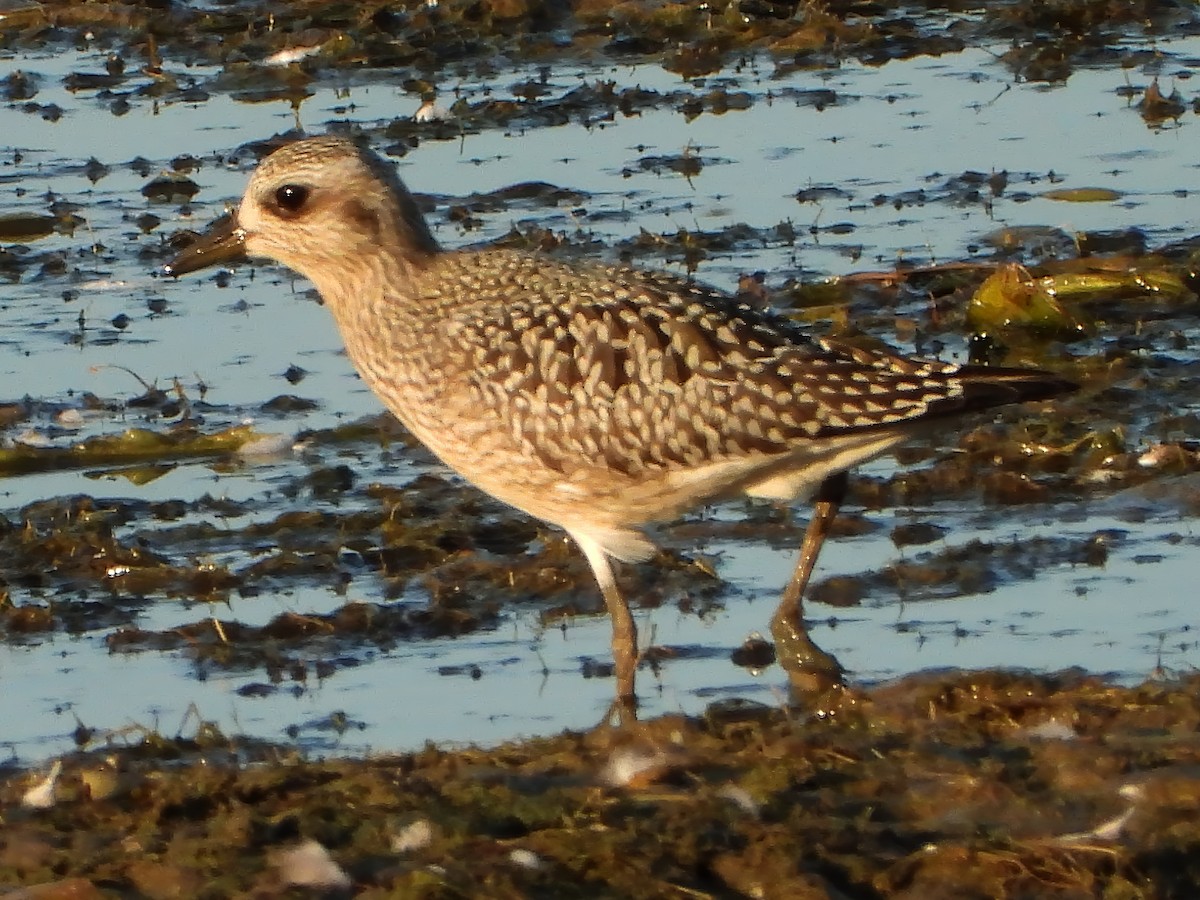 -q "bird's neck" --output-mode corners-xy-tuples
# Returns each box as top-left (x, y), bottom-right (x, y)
(311, 245), (437, 315)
